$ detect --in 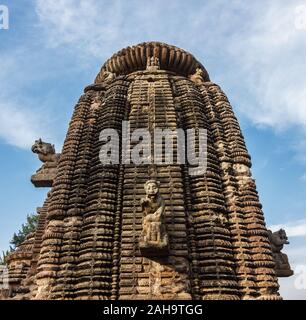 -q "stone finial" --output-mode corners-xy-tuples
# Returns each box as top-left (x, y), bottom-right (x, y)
(268, 229), (294, 277)
(139, 179), (169, 256)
